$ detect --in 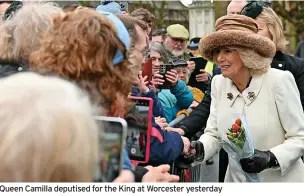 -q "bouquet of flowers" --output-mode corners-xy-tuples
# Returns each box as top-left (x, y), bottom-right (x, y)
(221, 115), (260, 182)
(226, 118), (245, 150)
